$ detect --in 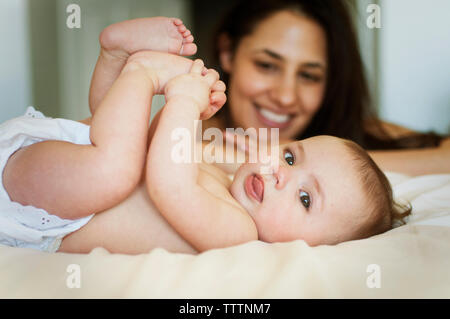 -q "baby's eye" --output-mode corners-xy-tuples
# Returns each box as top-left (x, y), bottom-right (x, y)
(299, 190), (311, 209)
(284, 150), (295, 166)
